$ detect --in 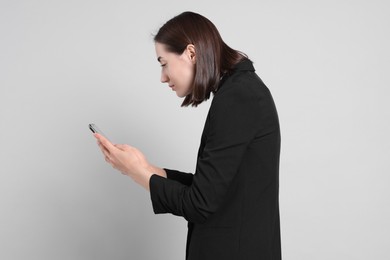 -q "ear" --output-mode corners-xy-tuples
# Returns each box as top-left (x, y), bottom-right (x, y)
(185, 44), (196, 64)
